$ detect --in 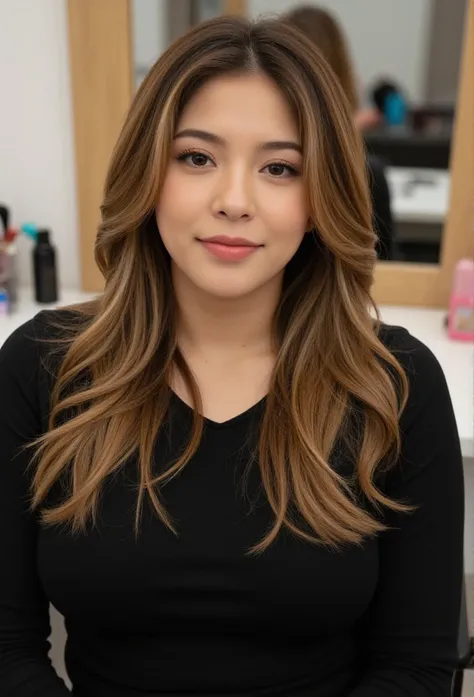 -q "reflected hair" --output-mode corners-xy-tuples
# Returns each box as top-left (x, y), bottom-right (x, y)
(30, 15), (409, 552)
(283, 5), (359, 112)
